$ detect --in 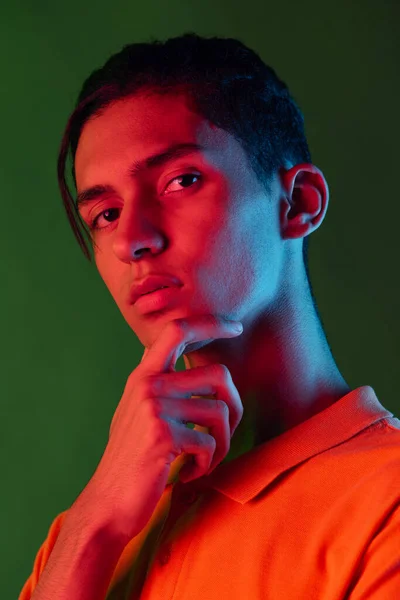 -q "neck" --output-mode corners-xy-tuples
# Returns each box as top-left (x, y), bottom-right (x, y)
(183, 283), (350, 463)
